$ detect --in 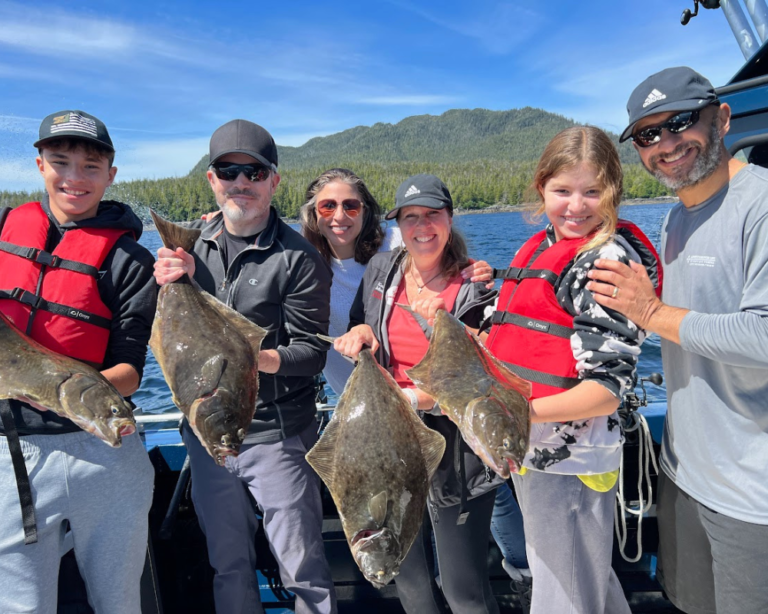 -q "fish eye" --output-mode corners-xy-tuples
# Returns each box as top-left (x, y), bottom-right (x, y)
(502, 438), (511, 450)
(111, 406), (119, 415)
(237, 428), (246, 440)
